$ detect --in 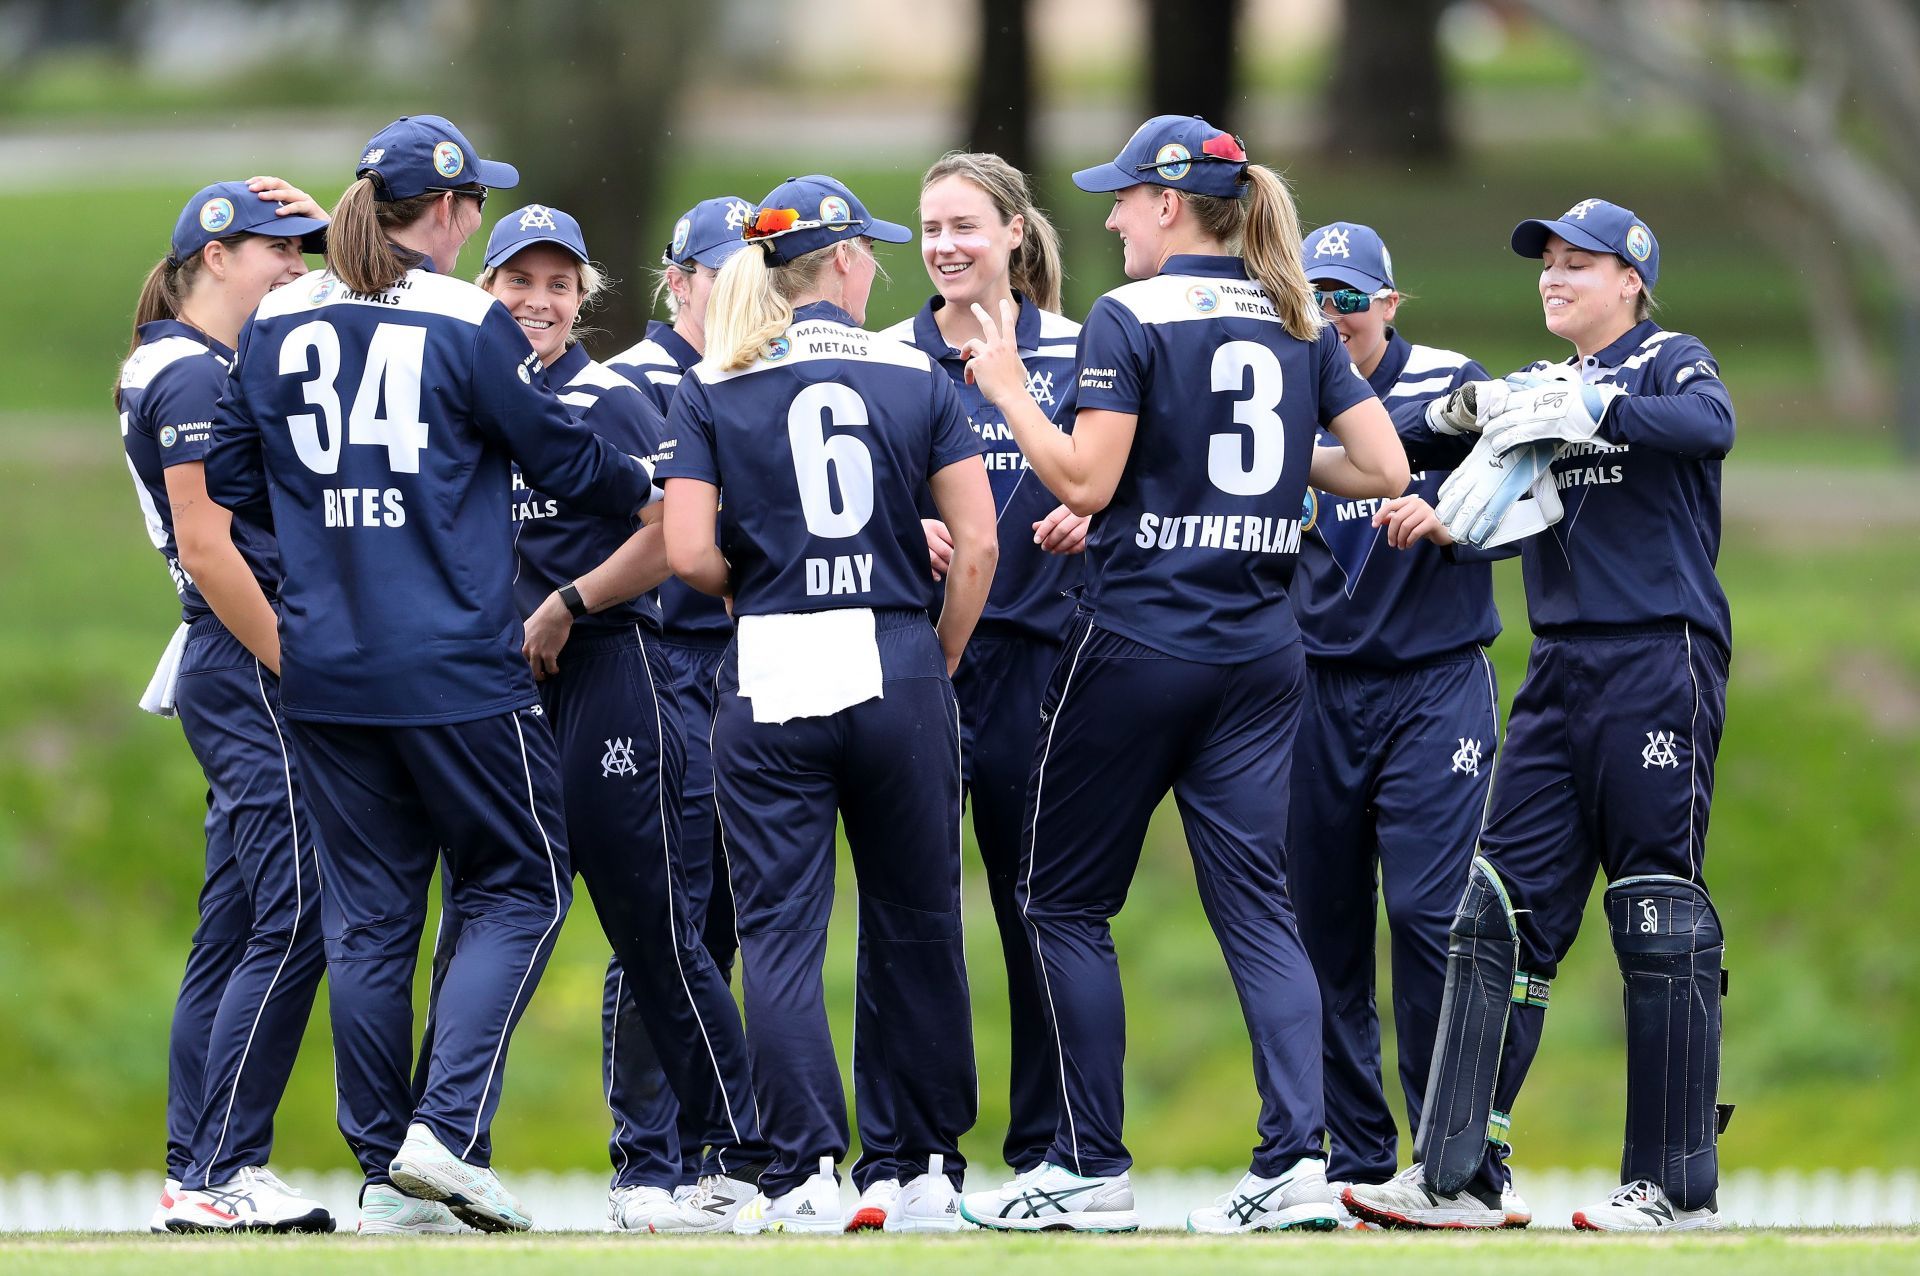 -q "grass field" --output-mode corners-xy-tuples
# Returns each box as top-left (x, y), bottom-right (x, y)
(7, 1231), (1920, 1276)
